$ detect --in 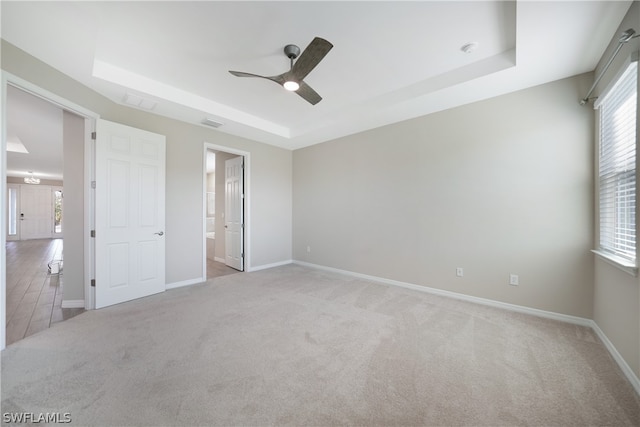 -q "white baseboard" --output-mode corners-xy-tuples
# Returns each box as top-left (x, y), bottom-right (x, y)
(590, 320), (640, 396)
(61, 299), (85, 309)
(214, 257), (225, 263)
(247, 259), (292, 272)
(166, 277), (205, 290)
(293, 261), (591, 325)
(293, 260), (640, 395)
